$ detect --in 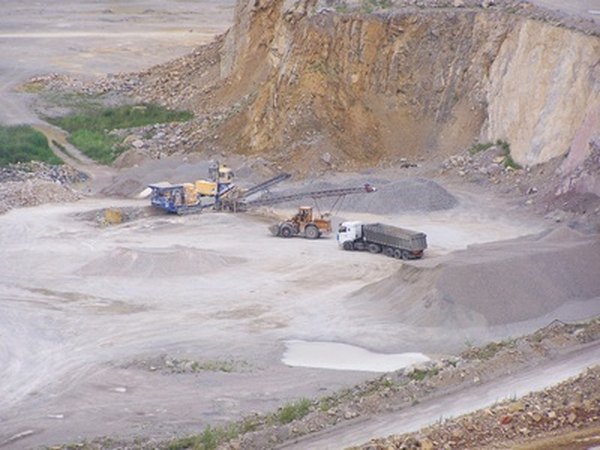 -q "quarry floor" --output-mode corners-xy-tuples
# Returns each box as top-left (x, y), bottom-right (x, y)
(1, 1), (600, 449)
(1, 187), (598, 449)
